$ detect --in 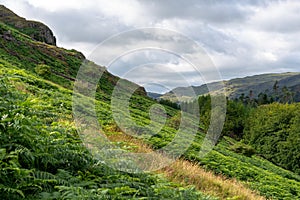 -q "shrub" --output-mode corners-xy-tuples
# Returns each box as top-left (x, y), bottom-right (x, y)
(35, 64), (51, 76)
(230, 142), (256, 157)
